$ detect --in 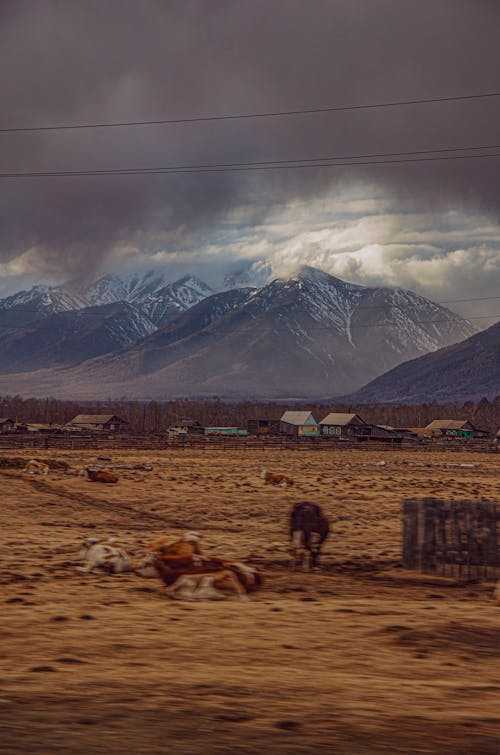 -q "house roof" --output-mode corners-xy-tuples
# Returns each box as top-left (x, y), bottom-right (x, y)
(425, 419), (473, 430)
(68, 414), (127, 425)
(280, 411), (318, 426)
(320, 412), (365, 426)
